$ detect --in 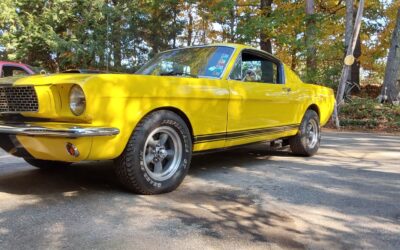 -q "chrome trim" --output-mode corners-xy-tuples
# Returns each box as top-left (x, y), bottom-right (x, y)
(0, 123), (120, 138)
